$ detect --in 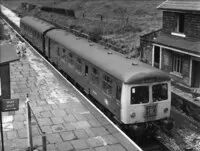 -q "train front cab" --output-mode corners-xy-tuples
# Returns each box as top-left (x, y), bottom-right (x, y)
(120, 81), (172, 133)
